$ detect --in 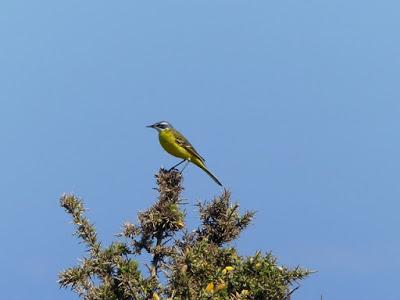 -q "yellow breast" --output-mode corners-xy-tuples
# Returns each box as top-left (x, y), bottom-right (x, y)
(158, 129), (191, 160)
